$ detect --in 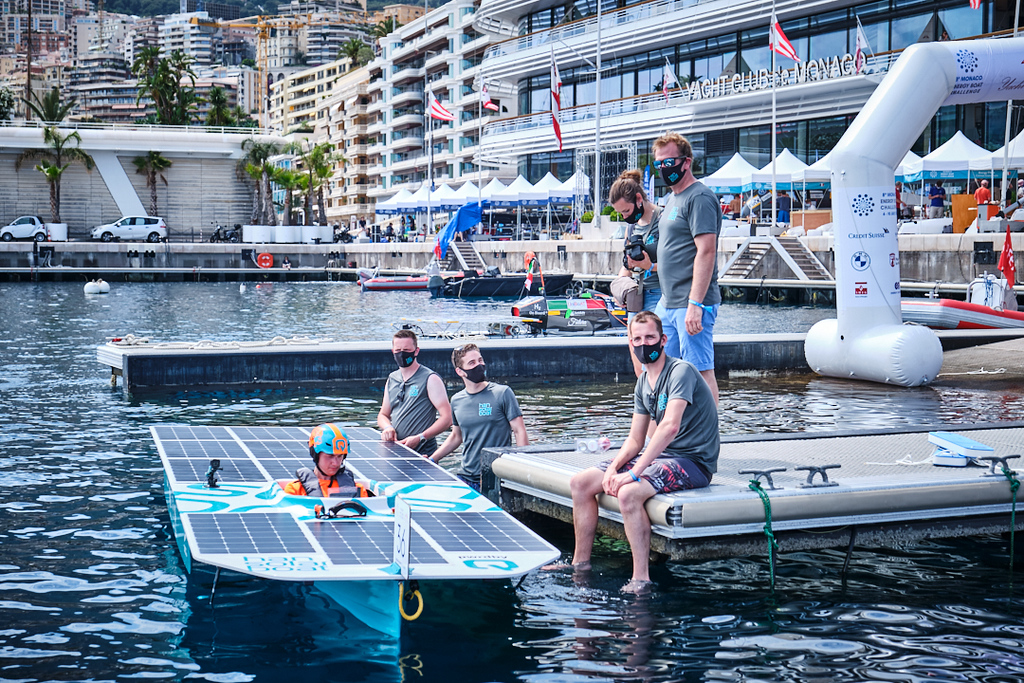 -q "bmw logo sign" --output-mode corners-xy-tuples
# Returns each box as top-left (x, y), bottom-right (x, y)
(851, 252), (871, 271)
